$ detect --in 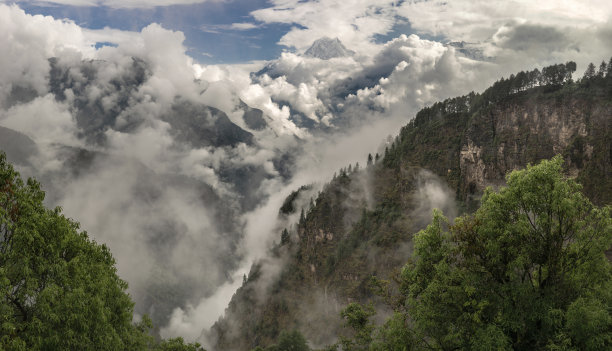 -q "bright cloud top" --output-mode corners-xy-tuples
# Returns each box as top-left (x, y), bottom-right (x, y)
(9, 0), (224, 9)
(251, 0), (612, 59)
